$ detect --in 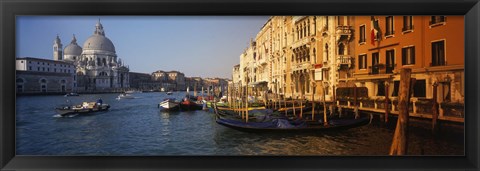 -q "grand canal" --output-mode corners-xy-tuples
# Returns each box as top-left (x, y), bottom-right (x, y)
(16, 92), (463, 156)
